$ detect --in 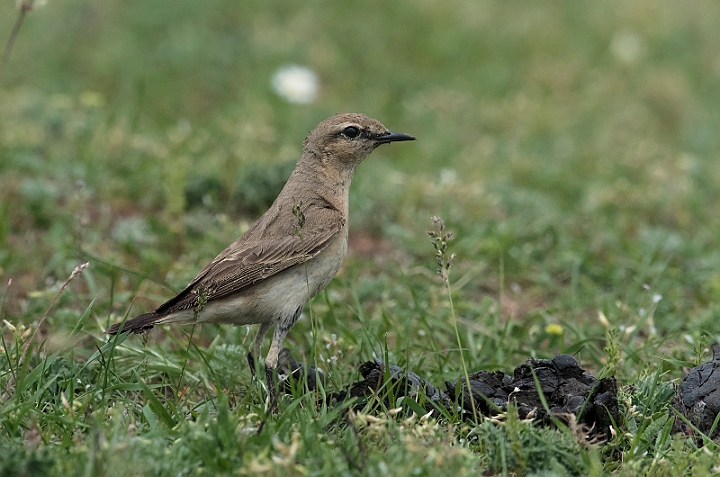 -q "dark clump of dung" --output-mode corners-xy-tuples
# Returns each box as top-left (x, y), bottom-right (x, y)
(280, 350), (619, 442)
(445, 354), (619, 441)
(672, 344), (720, 441)
(280, 346), (720, 444)
(276, 348), (326, 393)
(334, 361), (450, 409)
